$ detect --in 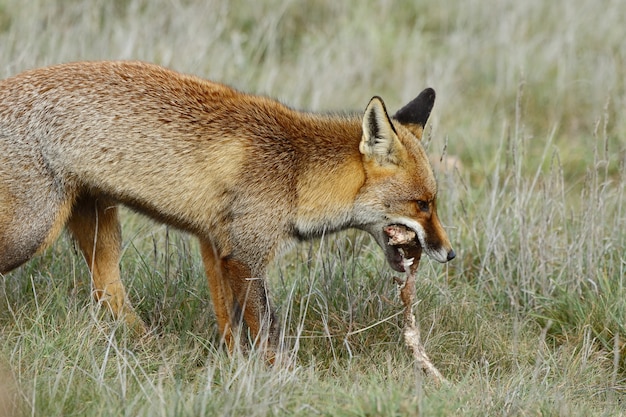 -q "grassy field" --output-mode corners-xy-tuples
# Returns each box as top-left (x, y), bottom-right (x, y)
(1, 0), (625, 415)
